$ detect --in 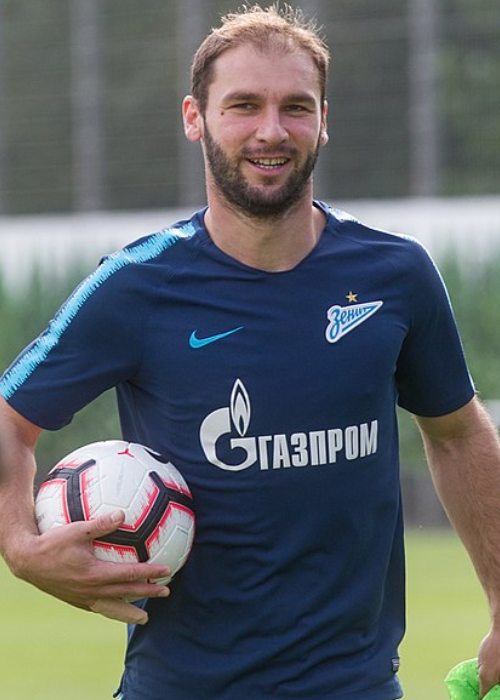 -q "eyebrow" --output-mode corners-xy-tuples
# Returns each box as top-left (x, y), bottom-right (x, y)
(221, 91), (259, 103)
(221, 91), (318, 106)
